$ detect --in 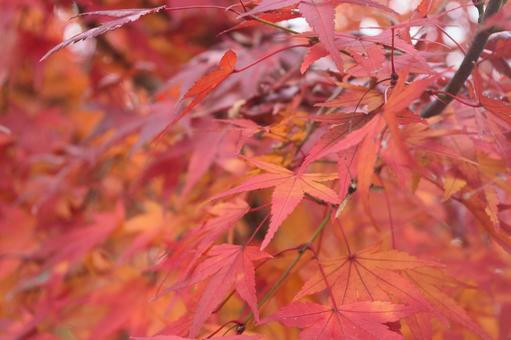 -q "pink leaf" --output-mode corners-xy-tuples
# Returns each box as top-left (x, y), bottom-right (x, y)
(268, 301), (415, 339)
(300, 0), (344, 73)
(171, 245), (271, 336)
(264, 177), (305, 249)
(300, 114), (381, 169)
(301, 44), (329, 73)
